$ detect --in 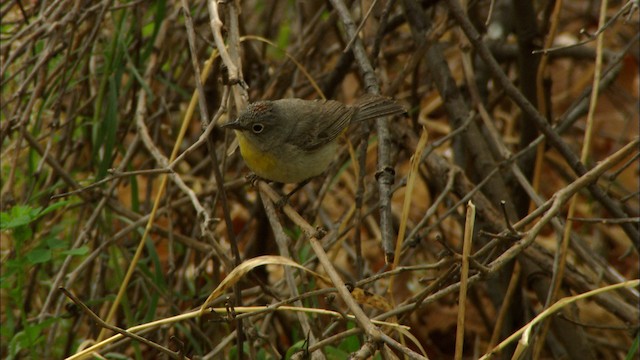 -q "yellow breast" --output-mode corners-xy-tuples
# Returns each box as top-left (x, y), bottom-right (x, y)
(236, 132), (278, 179)
(234, 131), (338, 183)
